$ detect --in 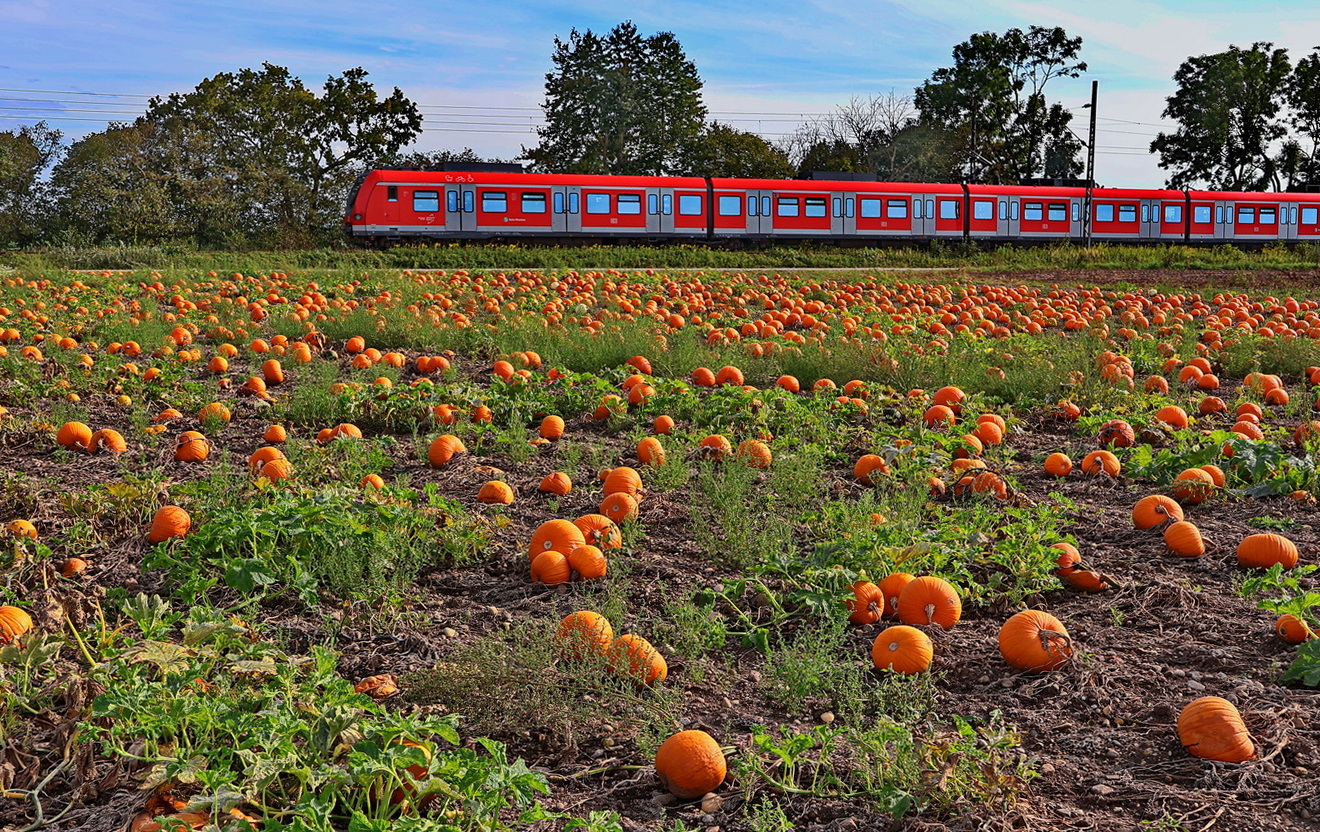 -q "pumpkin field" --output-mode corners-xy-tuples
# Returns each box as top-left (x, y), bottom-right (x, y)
(2, 264), (1320, 832)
